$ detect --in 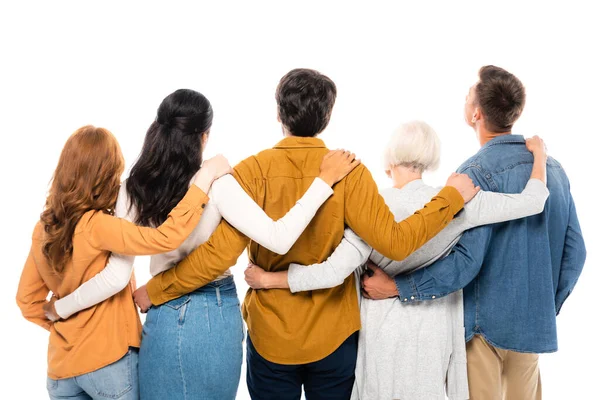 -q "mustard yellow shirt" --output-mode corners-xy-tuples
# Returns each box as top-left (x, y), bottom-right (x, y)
(147, 137), (464, 364)
(16, 186), (208, 379)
